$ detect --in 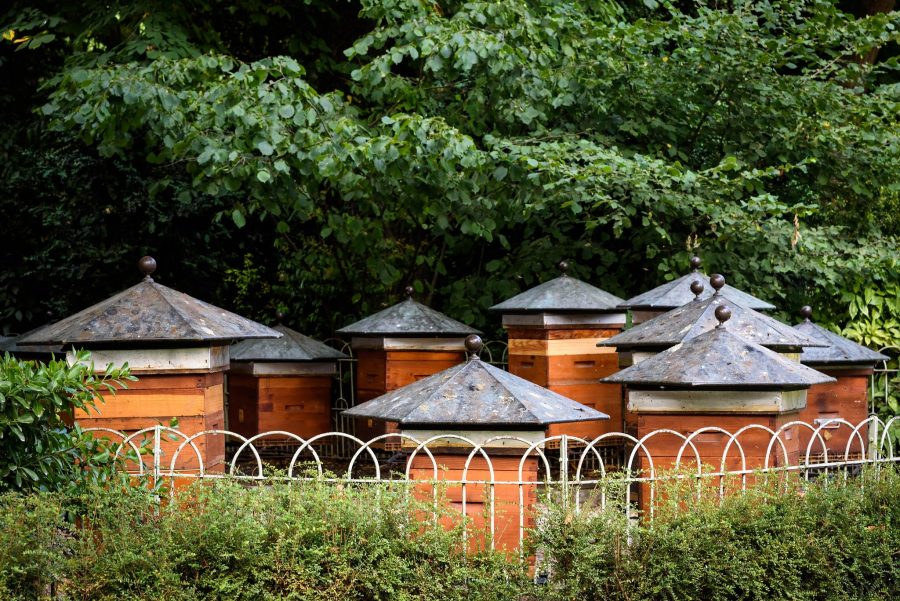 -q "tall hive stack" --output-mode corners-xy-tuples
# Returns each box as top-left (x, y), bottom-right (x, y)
(793, 305), (888, 459)
(345, 335), (608, 552)
(337, 287), (480, 444)
(618, 256), (775, 324)
(22, 257), (280, 471)
(490, 261), (626, 441)
(600, 275), (824, 440)
(603, 306), (834, 492)
(227, 314), (347, 441)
